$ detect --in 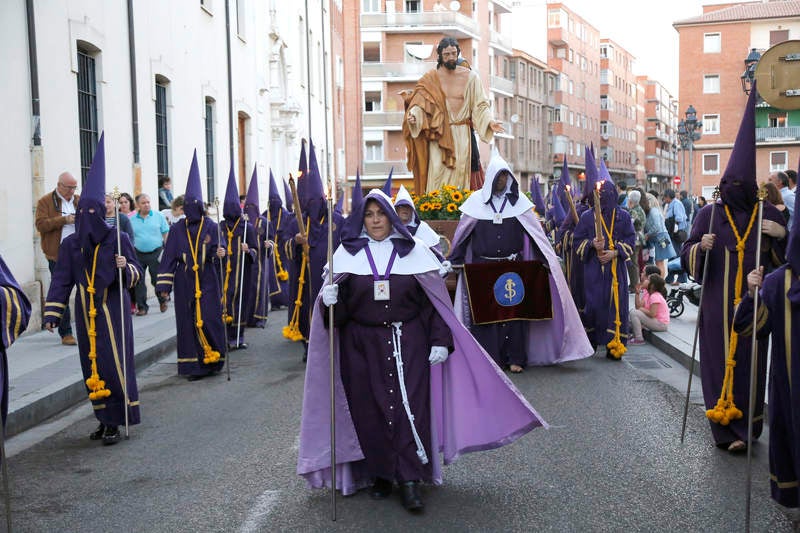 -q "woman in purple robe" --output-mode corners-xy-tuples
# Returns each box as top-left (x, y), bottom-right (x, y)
(298, 190), (547, 512)
(44, 136), (141, 444)
(681, 85), (786, 452)
(157, 152), (227, 380)
(572, 166), (636, 359)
